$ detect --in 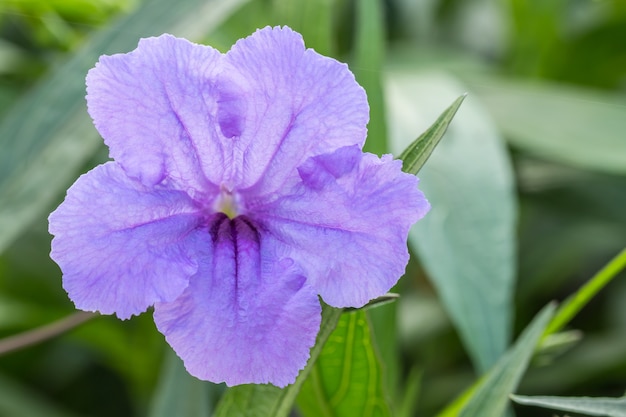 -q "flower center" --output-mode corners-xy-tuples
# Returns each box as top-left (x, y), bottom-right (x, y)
(214, 187), (243, 219)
